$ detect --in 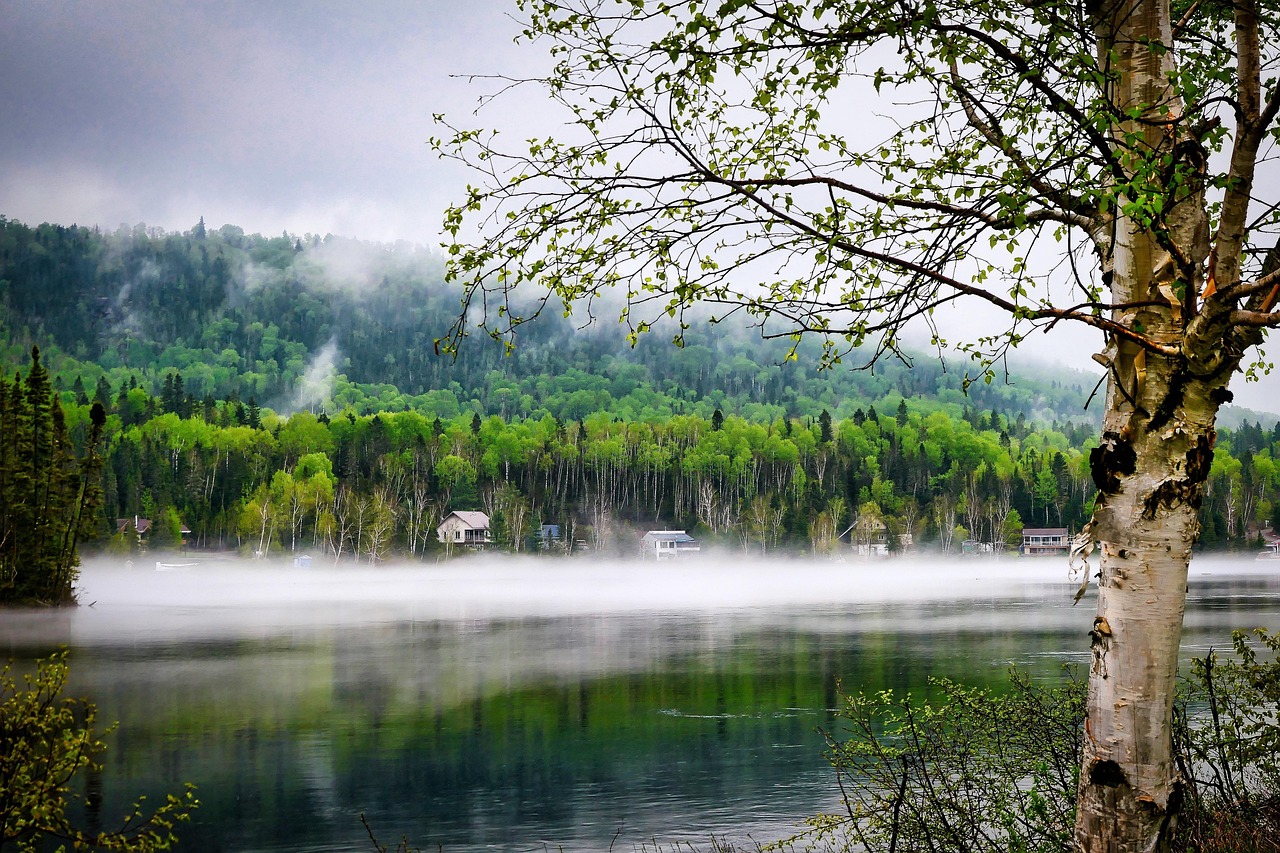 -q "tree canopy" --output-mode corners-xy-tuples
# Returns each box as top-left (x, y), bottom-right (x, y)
(434, 0), (1280, 368)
